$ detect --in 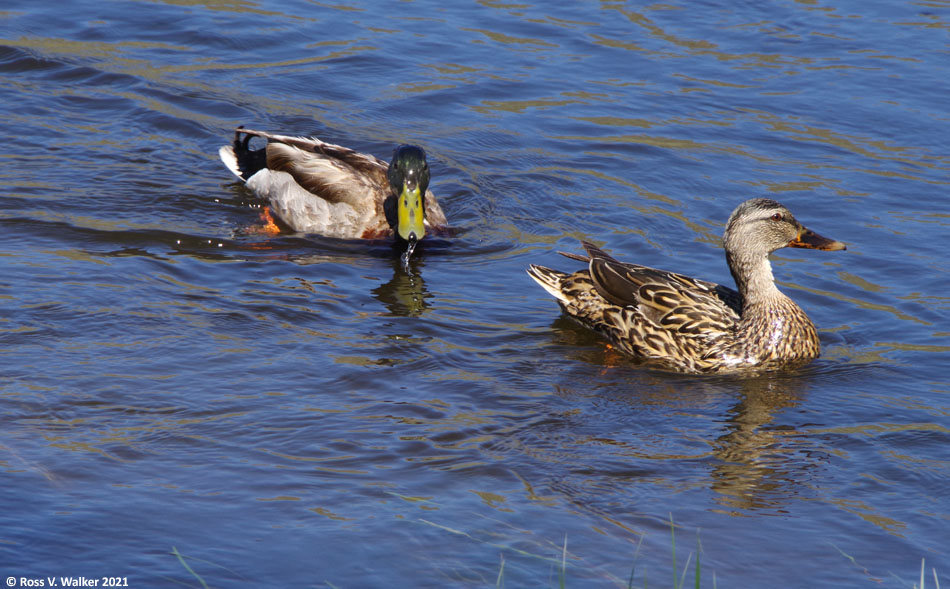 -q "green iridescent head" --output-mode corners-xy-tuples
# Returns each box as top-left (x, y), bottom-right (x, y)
(387, 145), (430, 248)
